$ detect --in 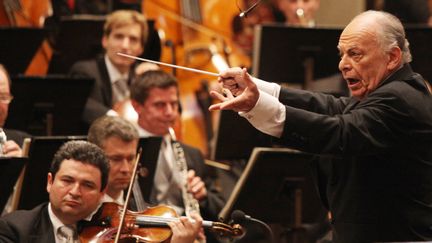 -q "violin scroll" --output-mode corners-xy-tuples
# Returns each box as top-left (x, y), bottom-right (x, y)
(209, 221), (244, 238)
